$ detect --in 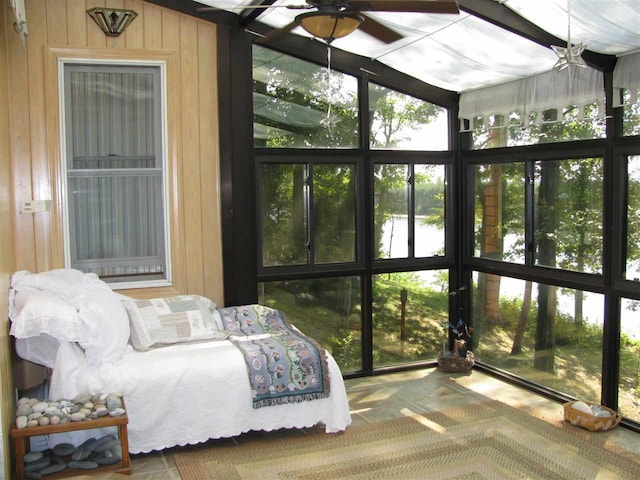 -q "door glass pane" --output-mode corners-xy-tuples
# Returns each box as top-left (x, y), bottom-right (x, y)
(253, 45), (358, 148)
(474, 163), (525, 263)
(258, 277), (362, 372)
(534, 158), (603, 274)
(415, 165), (445, 257)
(375, 164), (409, 259)
(619, 297), (640, 423)
(65, 65), (167, 284)
(314, 164), (356, 264)
(260, 164), (307, 266)
(626, 156), (640, 281)
(472, 273), (603, 403)
(369, 83), (448, 150)
(373, 270), (449, 368)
